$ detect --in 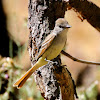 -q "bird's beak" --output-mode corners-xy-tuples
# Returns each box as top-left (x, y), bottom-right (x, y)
(66, 24), (72, 28)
